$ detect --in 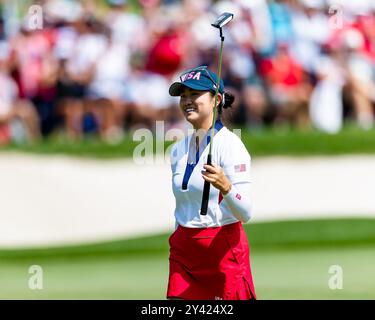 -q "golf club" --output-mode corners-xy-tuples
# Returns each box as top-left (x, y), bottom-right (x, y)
(200, 12), (234, 216)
